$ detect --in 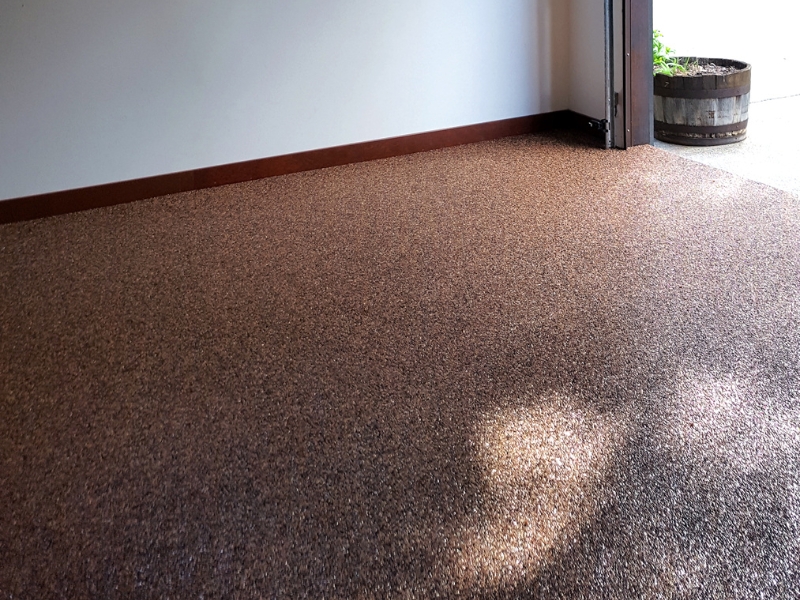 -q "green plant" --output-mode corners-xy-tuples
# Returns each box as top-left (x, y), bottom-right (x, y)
(653, 30), (689, 76)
